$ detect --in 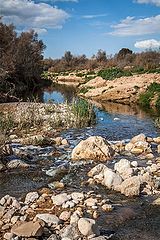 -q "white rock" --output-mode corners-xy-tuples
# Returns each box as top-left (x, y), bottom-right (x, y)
(36, 213), (60, 226)
(78, 218), (100, 237)
(25, 192), (39, 204)
(52, 193), (69, 206)
(114, 159), (133, 180)
(71, 136), (114, 161)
